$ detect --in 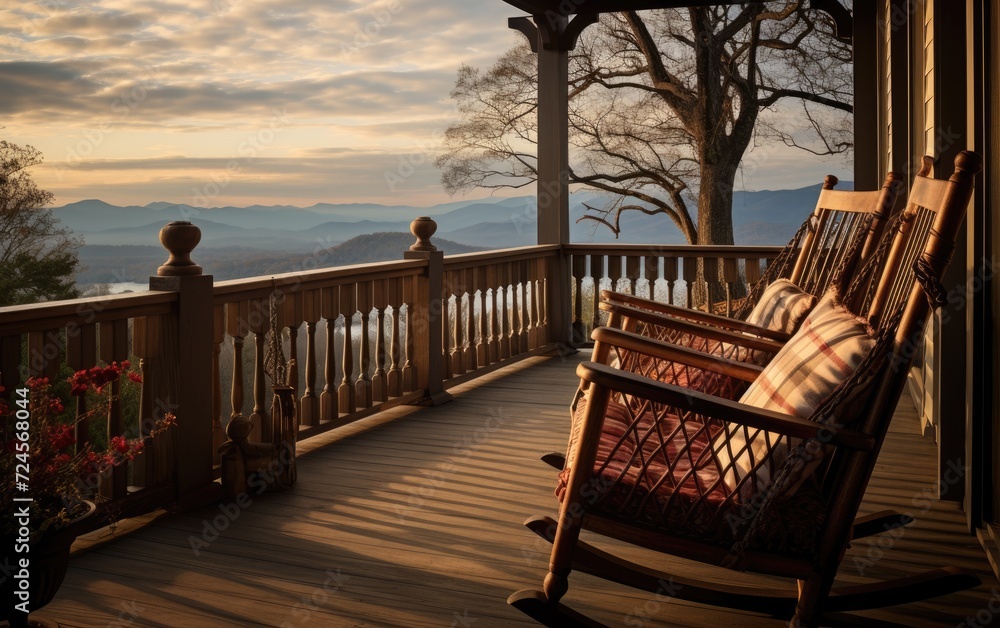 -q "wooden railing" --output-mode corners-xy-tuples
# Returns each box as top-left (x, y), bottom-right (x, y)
(212, 258), (429, 447)
(0, 217), (781, 519)
(0, 291), (183, 525)
(441, 245), (560, 386)
(563, 244), (784, 340)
